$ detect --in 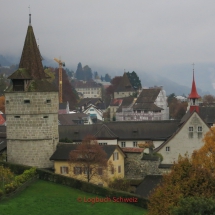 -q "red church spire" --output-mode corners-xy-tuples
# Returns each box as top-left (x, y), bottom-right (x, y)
(188, 69), (200, 99)
(188, 64), (200, 113)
